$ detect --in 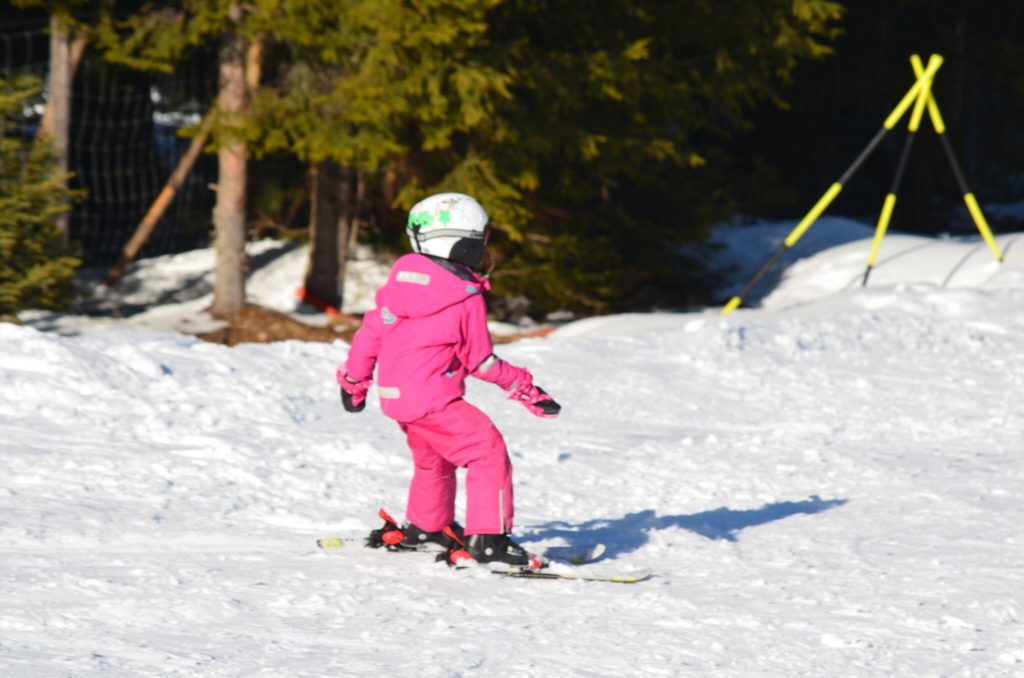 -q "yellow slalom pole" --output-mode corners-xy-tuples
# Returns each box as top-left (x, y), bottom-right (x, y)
(907, 56), (937, 133)
(865, 194), (896, 273)
(720, 57), (944, 315)
(862, 55), (940, 285)
(911, 55), (947, 135)
(783, 183), (843, 248)
(882, 55), (944, 129)
(911, 55), (1004, 263)
(964, 194), (1003, 262)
